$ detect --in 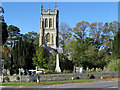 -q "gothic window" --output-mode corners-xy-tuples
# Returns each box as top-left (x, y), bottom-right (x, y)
(45, 18), (48, 28)
(46, 33), (50, 42)
(49, 18), (52, 28)
(52, 34), (54, 44)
